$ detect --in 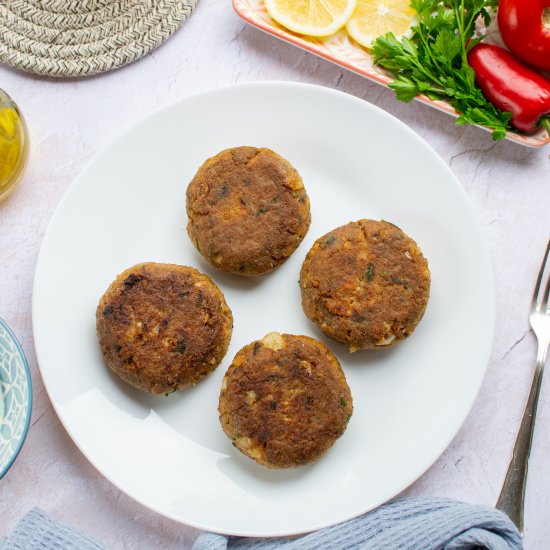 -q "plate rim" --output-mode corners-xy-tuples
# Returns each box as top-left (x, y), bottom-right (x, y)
(32, 80), (496, 536)
(0, 317), (33, 480)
